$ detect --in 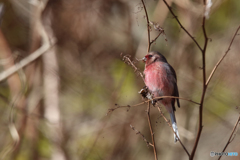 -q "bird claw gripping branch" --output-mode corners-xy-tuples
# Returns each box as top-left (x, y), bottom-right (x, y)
(138, 86), (157, 105)
(138, 86), (148, 99)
